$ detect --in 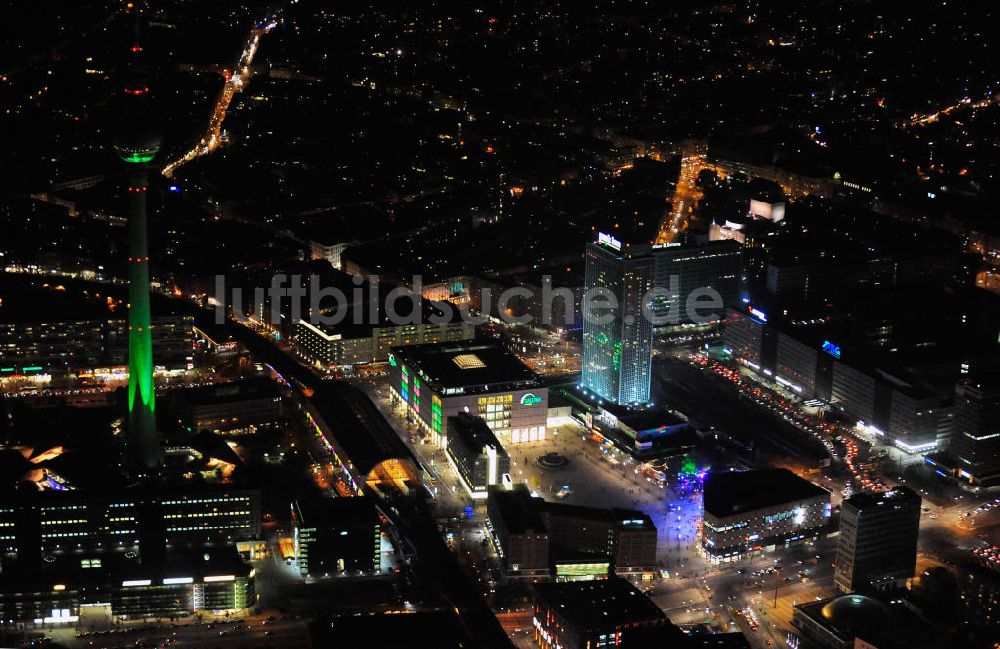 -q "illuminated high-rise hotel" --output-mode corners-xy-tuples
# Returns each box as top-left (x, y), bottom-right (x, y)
(582, 235), (655, 405)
